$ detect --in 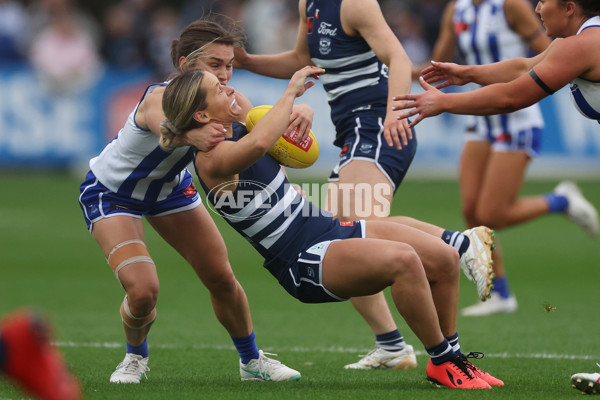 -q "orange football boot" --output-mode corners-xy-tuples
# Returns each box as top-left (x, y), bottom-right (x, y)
(426, 356), (491, 389)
